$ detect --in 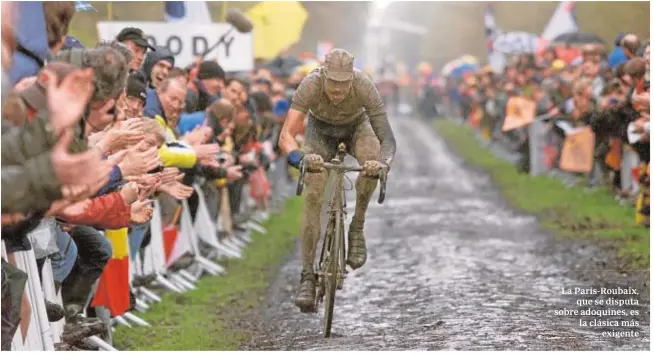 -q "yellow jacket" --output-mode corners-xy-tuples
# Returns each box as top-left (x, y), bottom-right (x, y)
(154, 115), (197, 168)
